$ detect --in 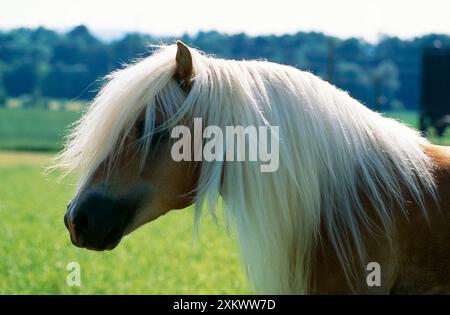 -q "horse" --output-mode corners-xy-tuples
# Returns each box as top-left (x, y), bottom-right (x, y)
(54, 41), (450, 294)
